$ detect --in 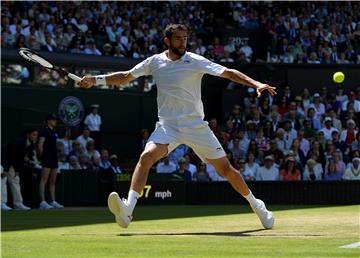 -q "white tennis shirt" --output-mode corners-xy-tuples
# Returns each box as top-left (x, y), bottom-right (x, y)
(130, 51), (226, 127)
